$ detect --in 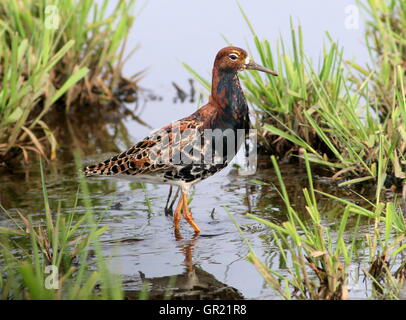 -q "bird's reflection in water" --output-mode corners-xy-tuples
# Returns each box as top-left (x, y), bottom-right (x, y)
(127, 232), (243, 300)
